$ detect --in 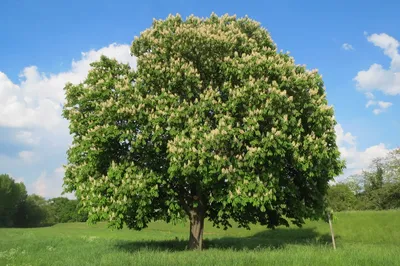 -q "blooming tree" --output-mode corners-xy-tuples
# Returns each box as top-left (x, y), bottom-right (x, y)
(63, 14), (344, 250)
